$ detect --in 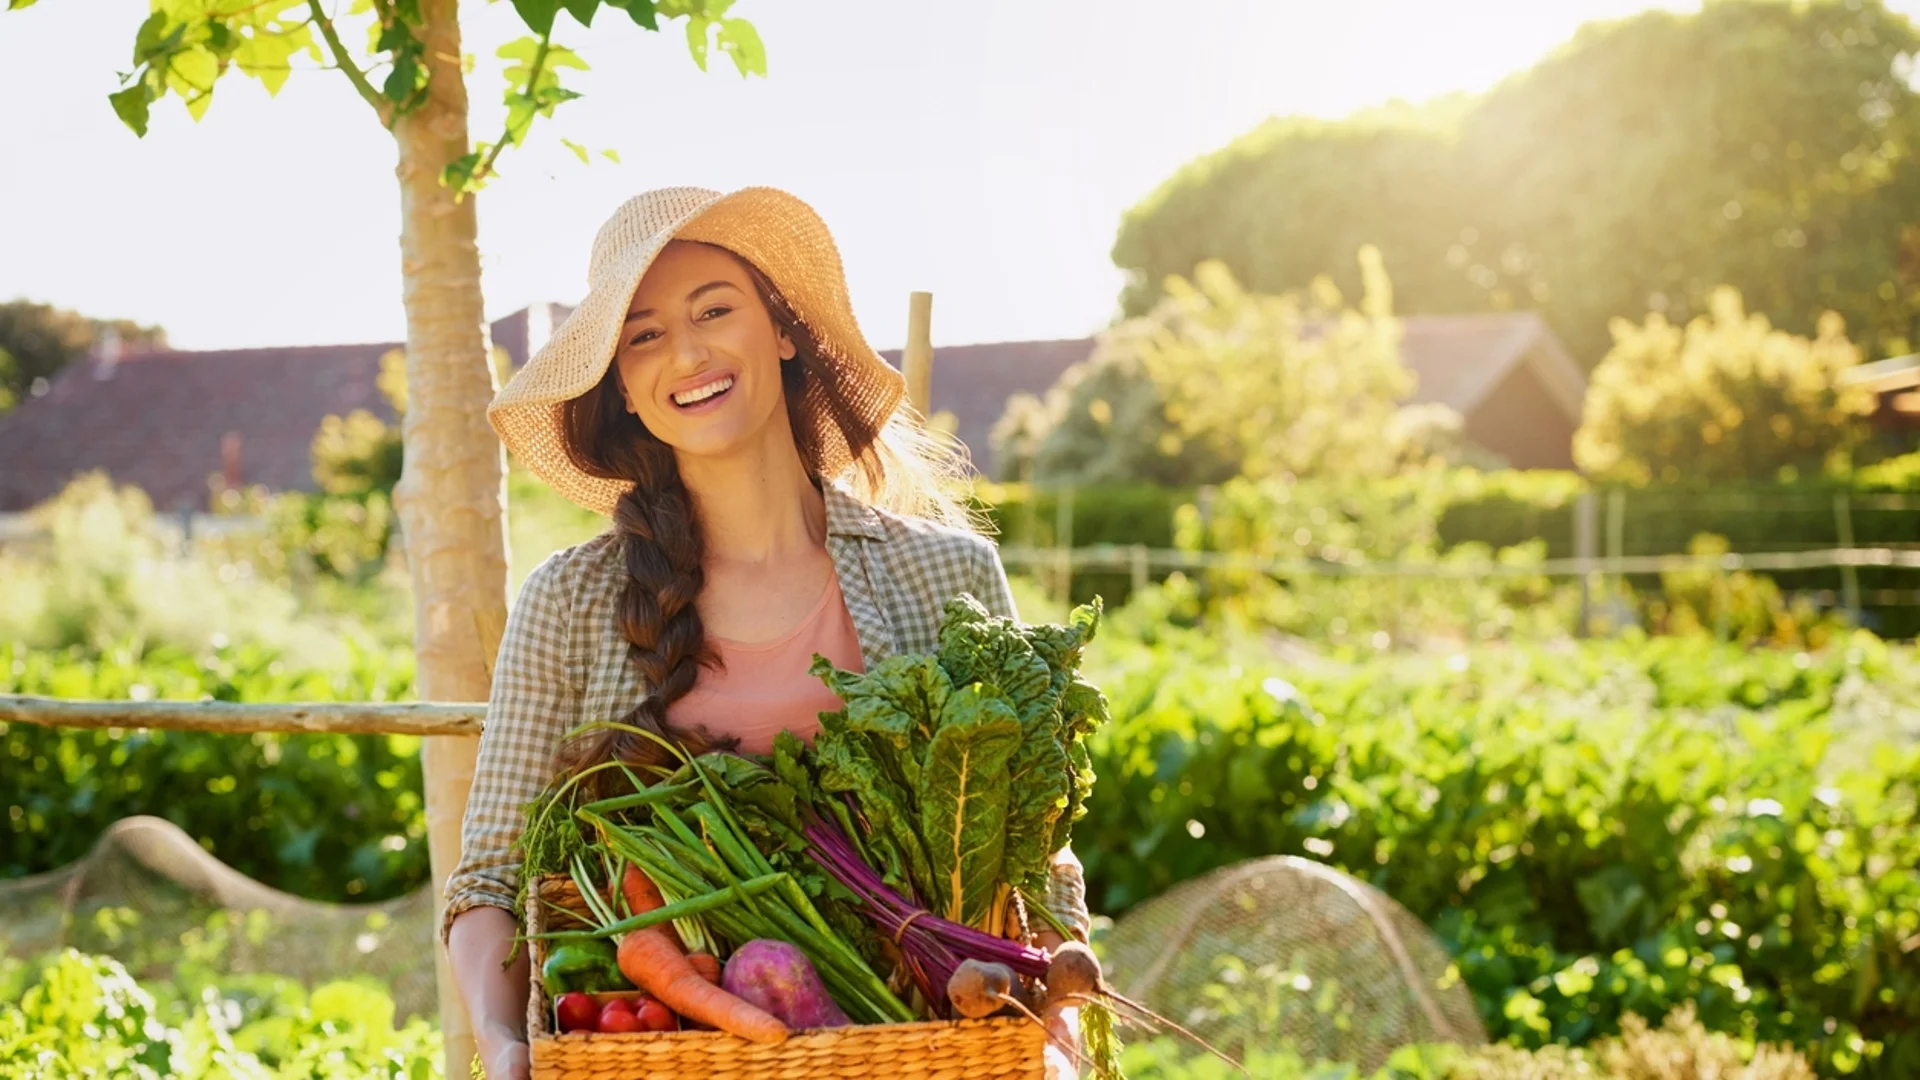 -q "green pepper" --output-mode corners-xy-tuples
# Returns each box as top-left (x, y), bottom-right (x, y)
(541, 939), (624, 995)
